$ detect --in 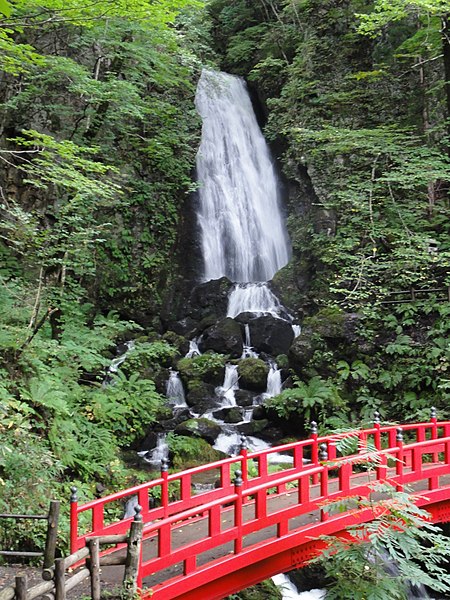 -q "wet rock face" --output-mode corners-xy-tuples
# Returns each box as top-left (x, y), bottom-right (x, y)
(212, 407), (244, 423)
(238, 358), (269, 392)
(169, 277), (233, 336)
(185, 382), (218, 414)
(199, 317), (243, 357)
(174, 418), (222, 444)
(246, 315), (294, 356)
